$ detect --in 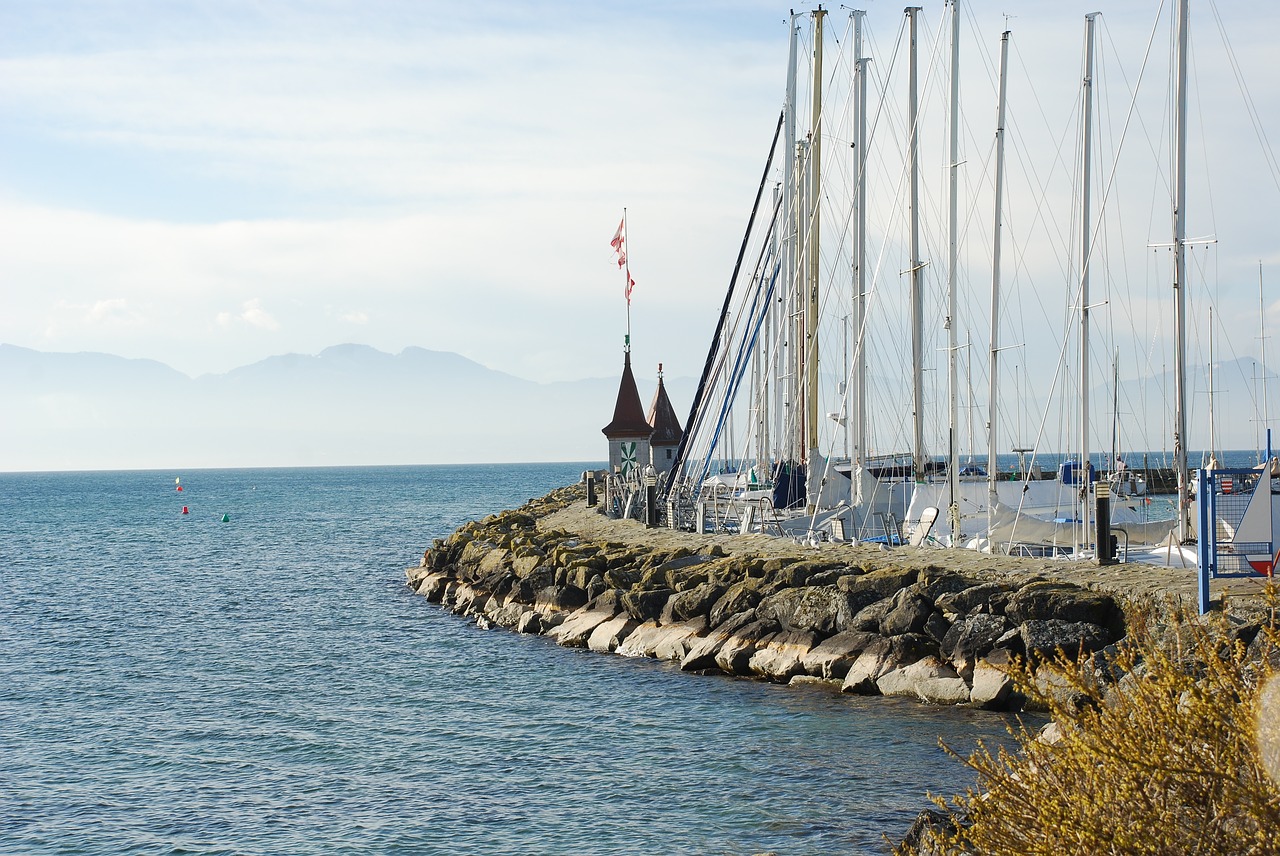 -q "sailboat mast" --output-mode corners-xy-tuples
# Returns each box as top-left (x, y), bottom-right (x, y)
(783, 14), (799, 466)
(806, 7), (826, 466)
(1173, 0), (1191, 541)
(852, 9), (868, 473)
(947, 0), (962, 543)
(988, 28), (1010, 520)
(1262, 262), (1272, 458)
(908, 5), (926, 483)
(1079, 11), (1098, 552)
(1208, 306), (1217, 461)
